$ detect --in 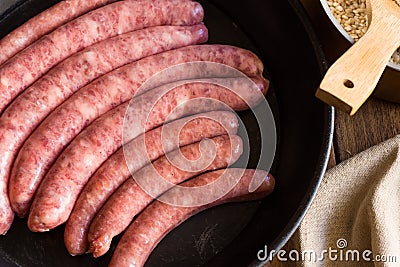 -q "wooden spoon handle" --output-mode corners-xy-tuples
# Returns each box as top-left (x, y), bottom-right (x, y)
(316, 17), (400, 115)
